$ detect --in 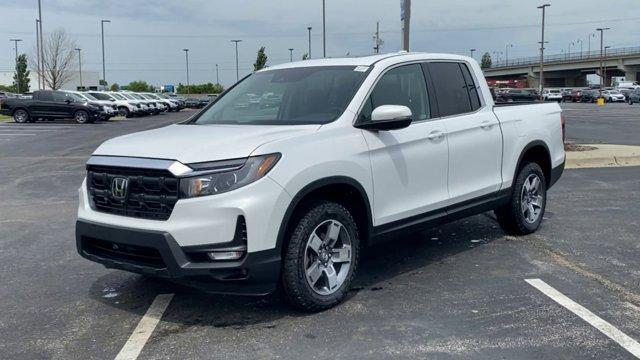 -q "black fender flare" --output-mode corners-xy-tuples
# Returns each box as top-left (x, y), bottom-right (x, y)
(513, 140), (551, 186)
